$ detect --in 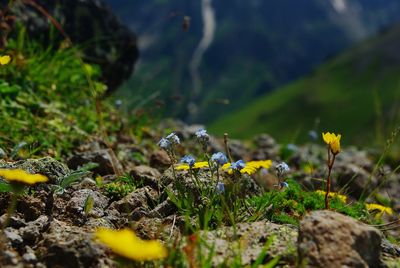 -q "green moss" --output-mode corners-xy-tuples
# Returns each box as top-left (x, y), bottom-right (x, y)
(102, 174), (137, 201)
